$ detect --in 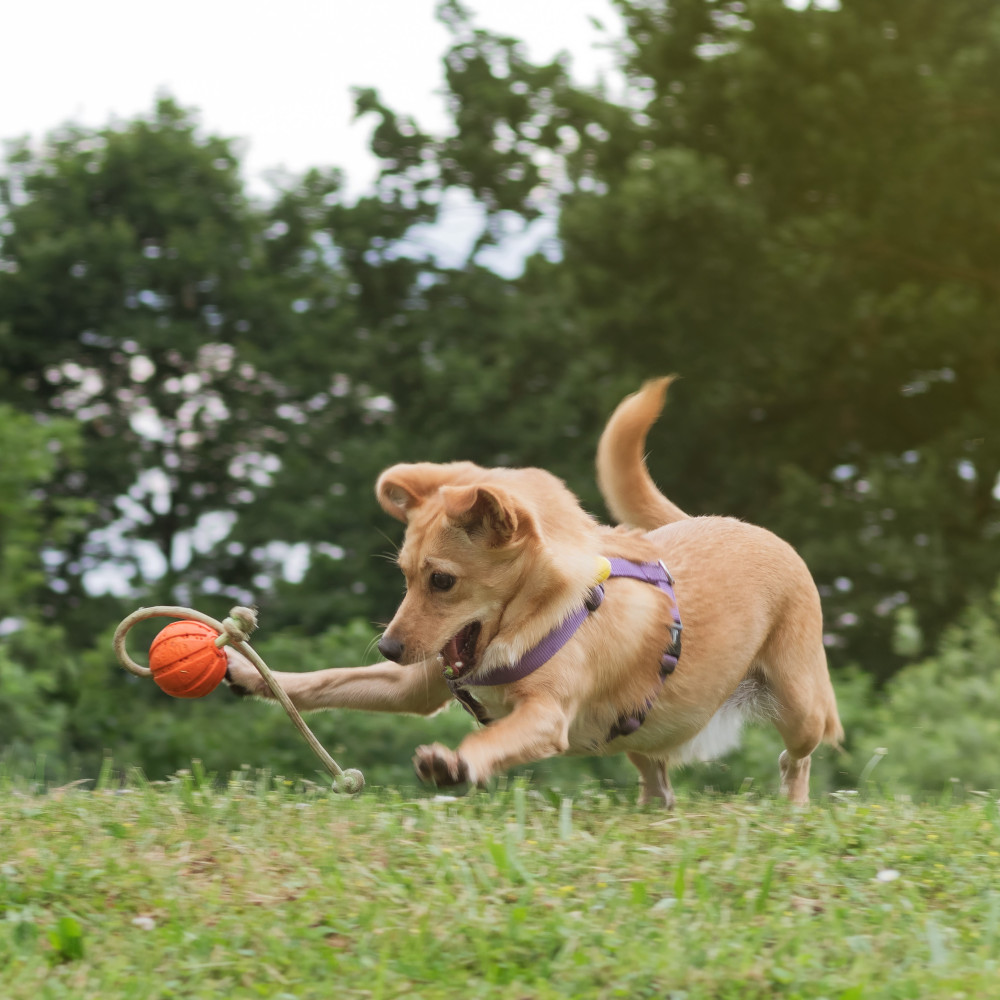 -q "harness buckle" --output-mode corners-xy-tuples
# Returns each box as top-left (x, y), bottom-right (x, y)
(657, 559), (675, 587)
(584, 584), (606, 613)
(664, 620), (683, 665)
